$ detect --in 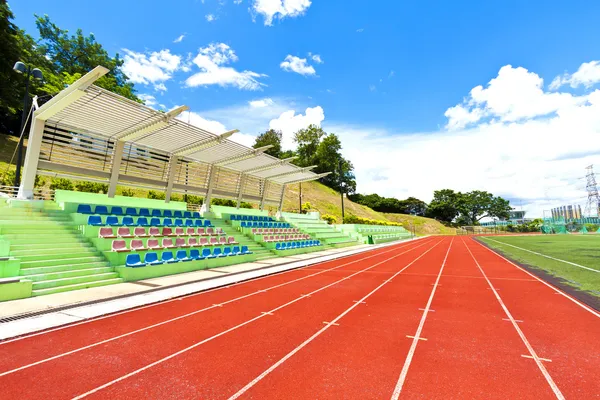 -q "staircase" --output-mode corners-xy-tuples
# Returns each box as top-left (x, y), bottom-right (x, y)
(0, 201), (122, 296)
(283, 214), (360, 248)
(209, 218), (276, 261)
